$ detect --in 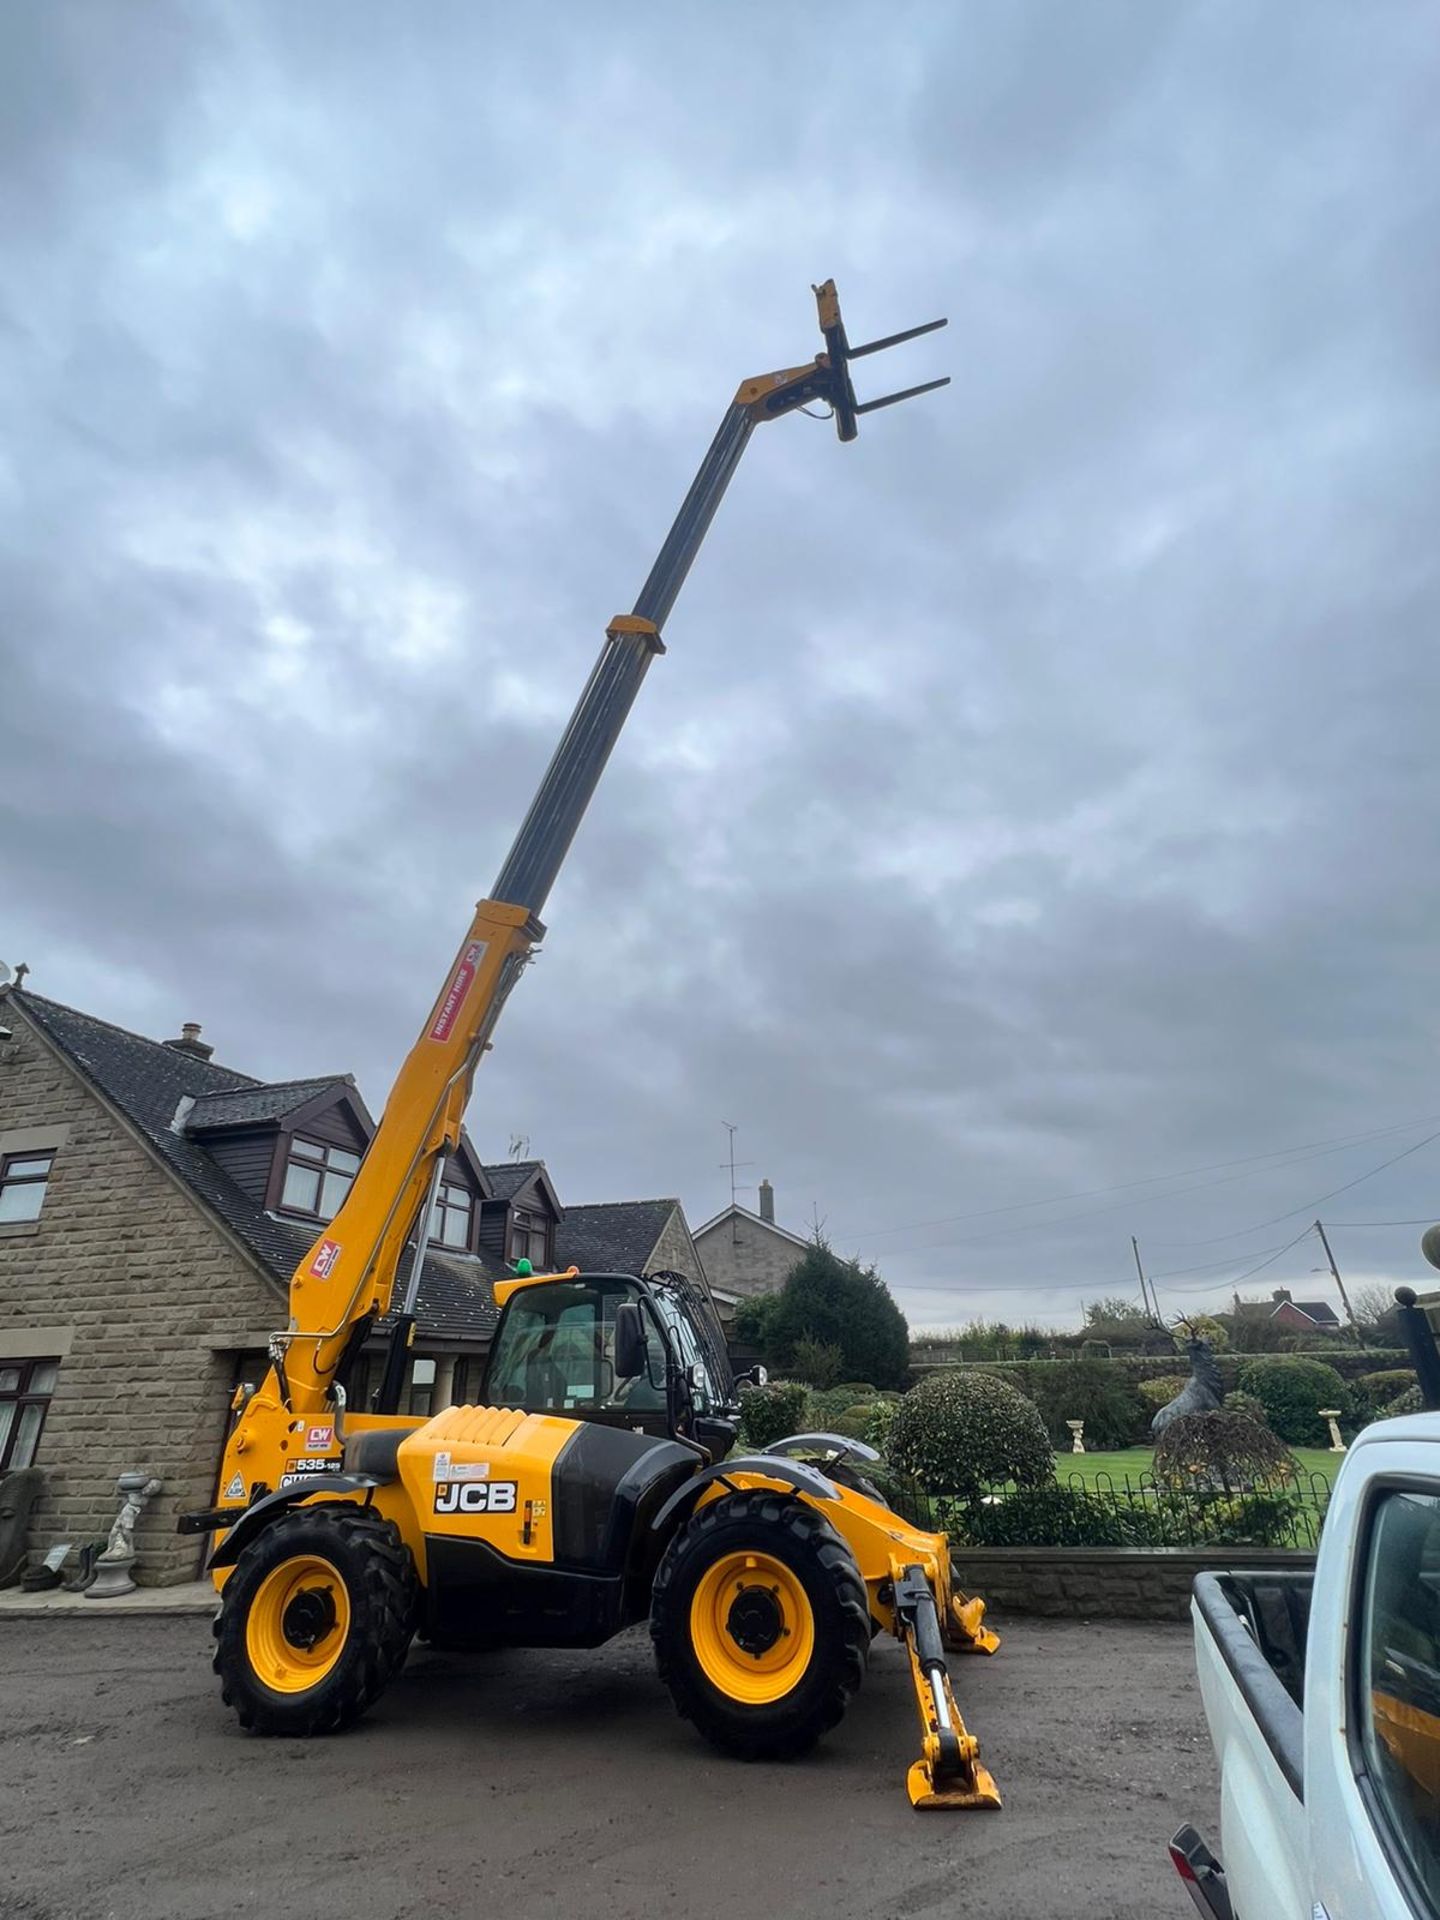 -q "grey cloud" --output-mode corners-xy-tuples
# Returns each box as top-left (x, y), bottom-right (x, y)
(3, 1), (1438, 1329)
